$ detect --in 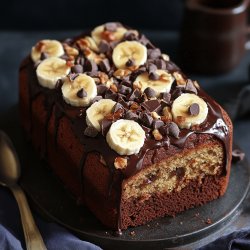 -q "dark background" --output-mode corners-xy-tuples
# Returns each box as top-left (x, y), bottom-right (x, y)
(0, 0), (184, 30)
